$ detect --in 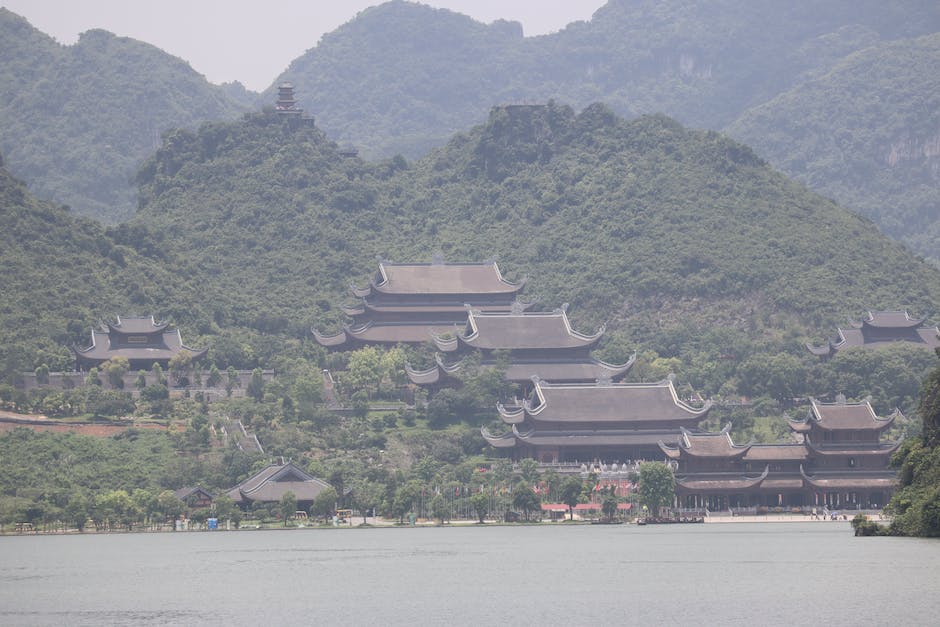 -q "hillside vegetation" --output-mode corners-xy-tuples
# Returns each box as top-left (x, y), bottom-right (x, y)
(134, 103), (940, 332)
(0, 158), (208, 379)
(275, 0), (938, 155)
(0, 9), (252, 223)
(270, 0), (940, 260)
(726, 34), (940, 260)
